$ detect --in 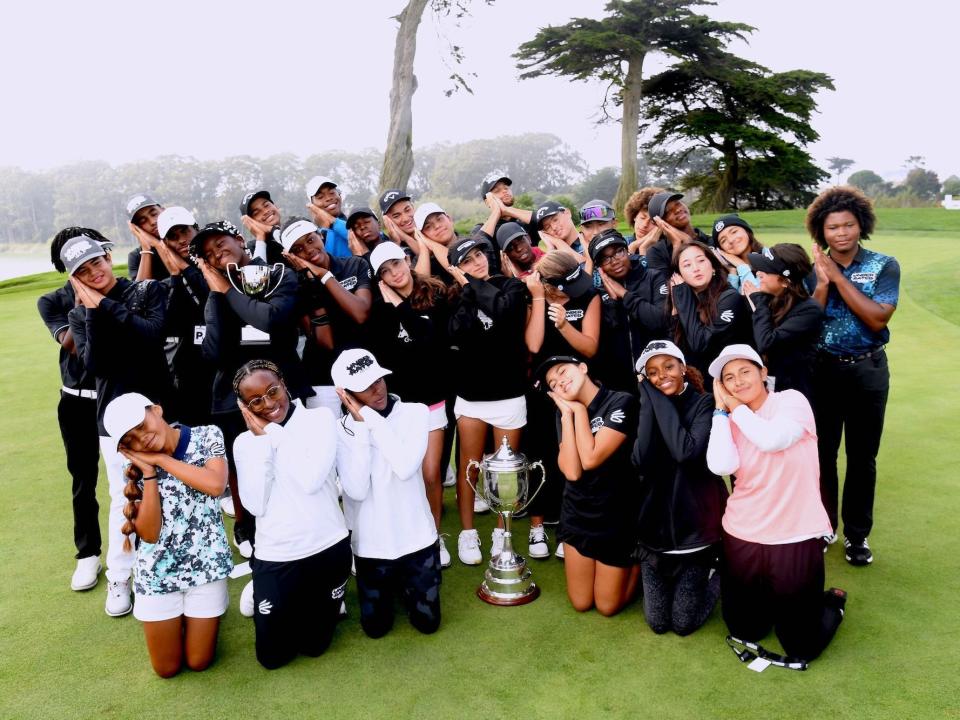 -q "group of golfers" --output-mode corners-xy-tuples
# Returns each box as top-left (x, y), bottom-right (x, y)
(38, 172), (898, 675)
